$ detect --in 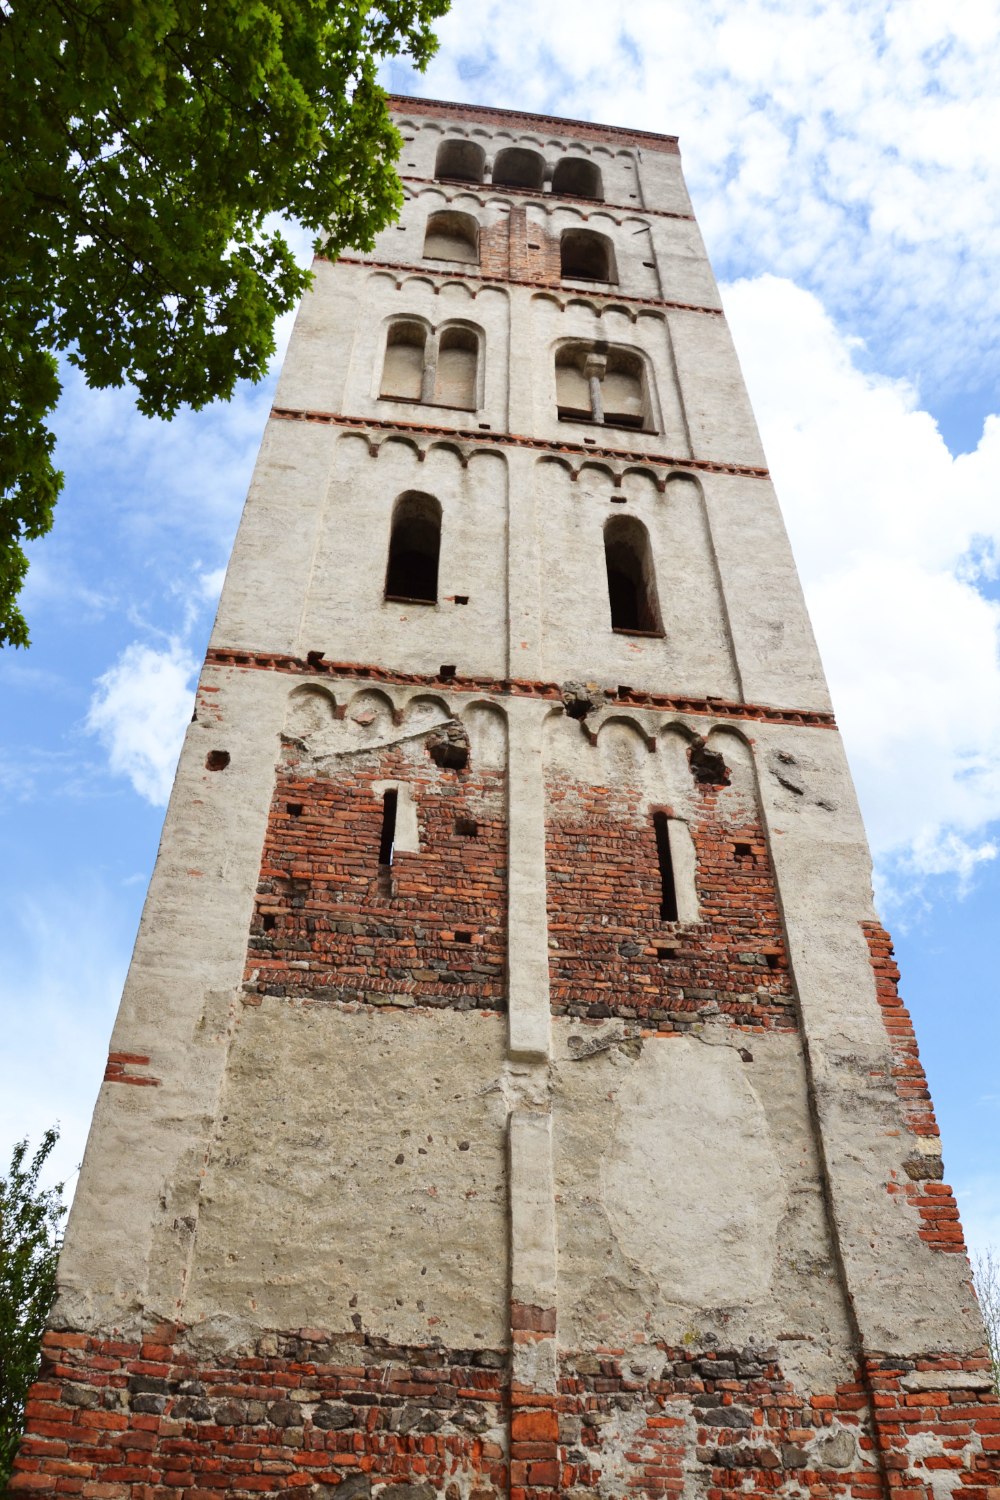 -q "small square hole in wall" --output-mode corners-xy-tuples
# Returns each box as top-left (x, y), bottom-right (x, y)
(455, 816), (478, 837)
(262, 914), (277, 932)
(205, 750), (230, 771)
(734, 842), (753, 858)
(765, 952), (781, 970)
(454, 595), (469, 606)
(439, 664), (457, 680)
(617, 685), (633, 699)
(643, 261), (655, 267)
(286, 802), (304, 818)
(454, 930), (473, 943)
(657, 946), (678, 961)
